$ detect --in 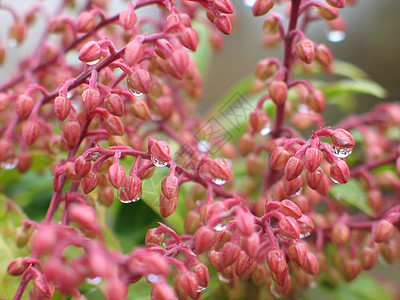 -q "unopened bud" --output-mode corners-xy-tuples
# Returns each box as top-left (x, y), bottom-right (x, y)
(131, 100), (151, 120)
(208, 250), (224, 272)
(235, 208), (255, 236)
(315, 44), (333, 67)
(297, 214), (315, 235)
(288, 242), (307, 266)
(330, 160), (350, 184)
(269, 81), (287, 106)
(221, 241), (241, 268)
(179, 27), (198, 51)
(374, 219), (394, 243)
(22, 121), (40, 145)
(128, 69), (151, 94)
(192, 263), (209, 288)
(214, 0), (234, 14)
(209, 158), (232, 181)
(296, 39), (315, 64)
(7, 257), (27, 276)
(303, 252), (319, 275)
(151, 281), (177, 300)
(81, 88), (100, 113)
(194, 226), (214, 253)
(238, 133), (255, 155)
(104, 115), (124, 136)
(124, 39), (144, 67)
(69, 203), (98, 231)
(98, 186), (115, 207)
(177, 271), (199, 299)
(267, 249), (286, 274)
(270, 146), (291, 170)
(119, 2), (137, 29)
(283, 176), (302, 196)
(332, 223), (350, 245)
(81, 171), (99, 194)
(106, 278), (128, 300)
(16, 95), (33, 119)
(326, 0), (346, 9)
(214, 15), (232, 35)
(184, 211), (201, 234)
(154, 39), (174, 60)
(284, 156), (304, 181)
(74, 156), (92, 178)
(122, 176), (142, 201)
(304, 147), (323, 172)
(306, 167), (324, 190)
(245, 232), (260, 258)
(254, 58), (276, 80)
(54, 96), (71, 121)
(280, 199), (302, 219)
(279, 216), (300, 239)
(159, 195), (178, 218)
(9, 20), (26, 45)
(317, 3), (339, 20)
(34, 274), (54, 298)
(249, 109), (269, 132)
(361, 246), (378, 270)
(235, 251), (256, 277)
(62, 121), (80, 147)
(342, 258), (361, 281)
(104, 94), (124, 117)
(331, 129), (355, 150)
(166, 49), (190, 79)
(76, 11), (95, 33)
(109, 163), (126, 188)
(78, 41), (101, 63)
(252, 0), (274, 17)
(145, 228), (165, 246)
(161, 175), (179, 199)
(150, 140), (171, 165)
